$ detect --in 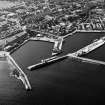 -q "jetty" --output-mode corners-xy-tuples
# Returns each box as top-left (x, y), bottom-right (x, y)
(28, 36), (105, 70)
(0, 51), (31, 90)
(72, 36), (105, 56)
